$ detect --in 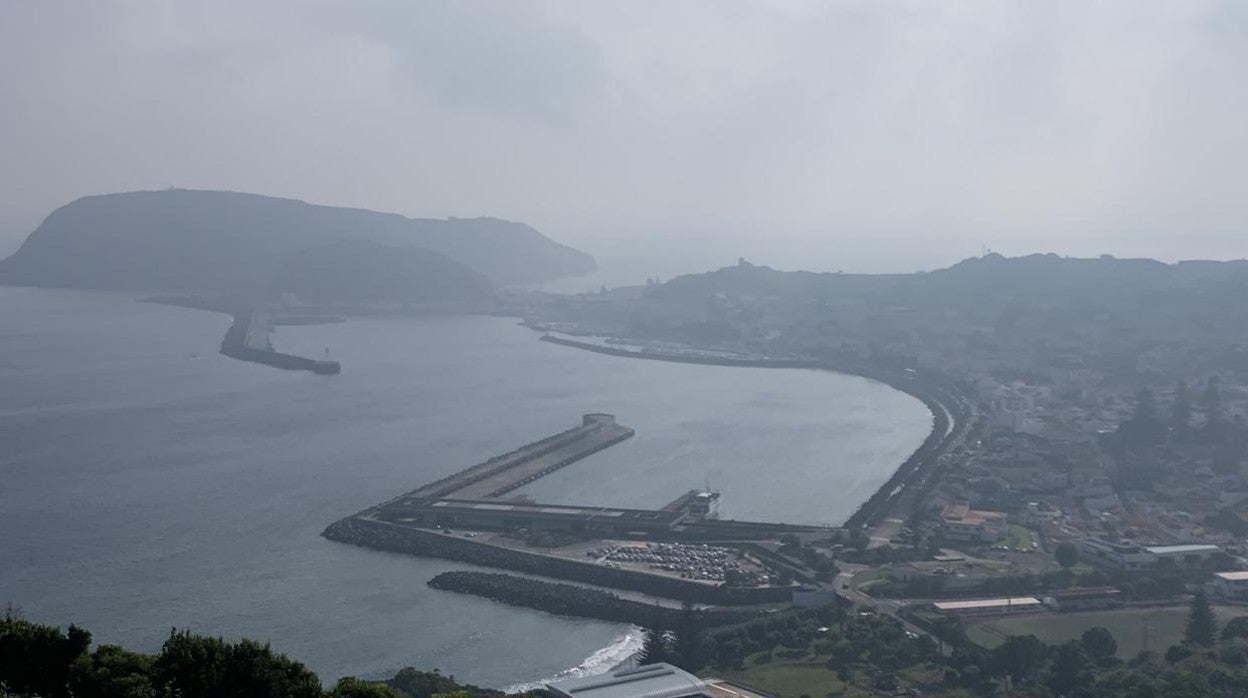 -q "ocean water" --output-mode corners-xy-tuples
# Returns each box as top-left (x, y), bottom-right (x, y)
(0, 288), (930, 687)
